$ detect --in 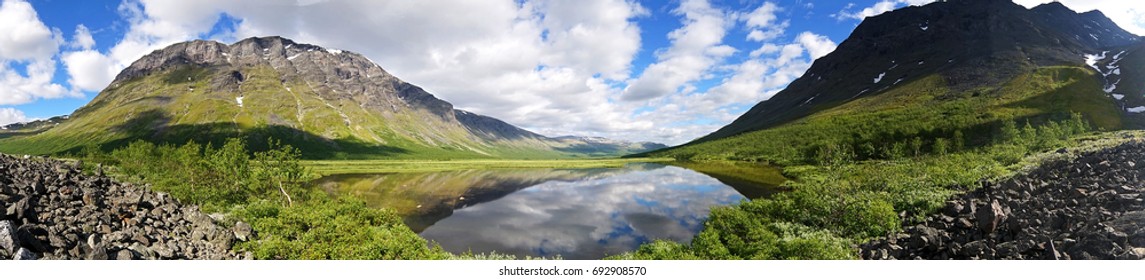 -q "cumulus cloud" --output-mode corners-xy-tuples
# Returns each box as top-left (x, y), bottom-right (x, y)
(42, 0), (840, 145)
(62, 50), (116, 92)
(1013, 0), (1145, 35)
(0, 0), (72, 106)
(797, 31), (837, 59)
(0, 0), (59, 61)
(831, 0), (936, 21)
(623, 0), (732, 102)
(742, 2), (788, 42)
(70, 24), (95, 50)
(0, 107), (29, 126)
